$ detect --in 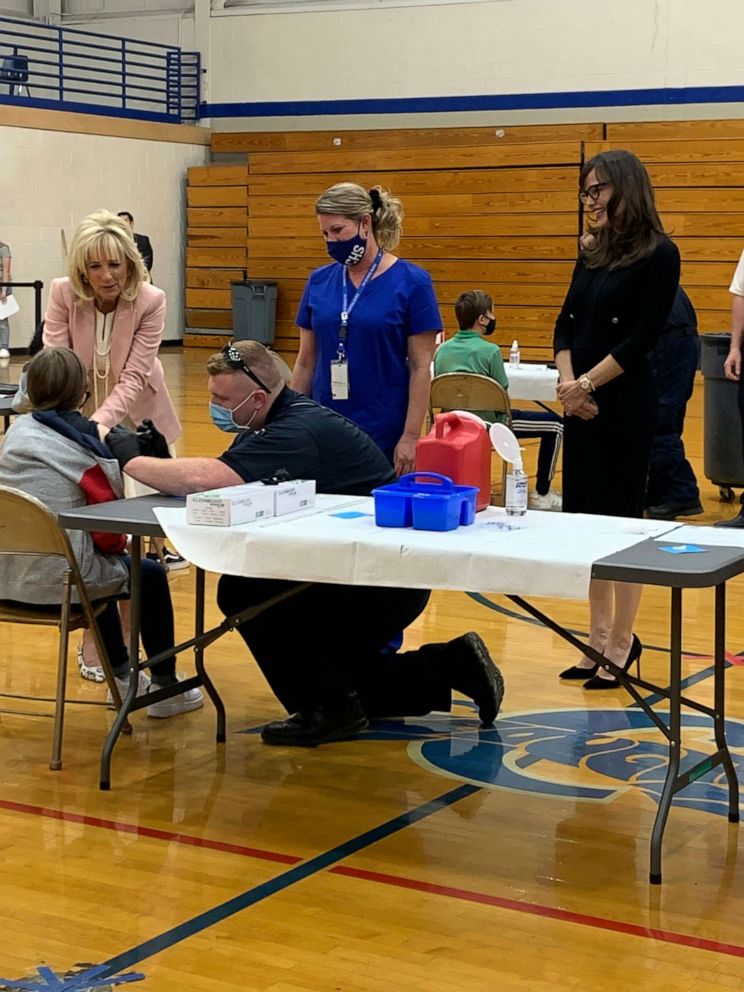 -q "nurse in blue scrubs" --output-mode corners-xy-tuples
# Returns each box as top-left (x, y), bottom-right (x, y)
(292, 182), (442, 475)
